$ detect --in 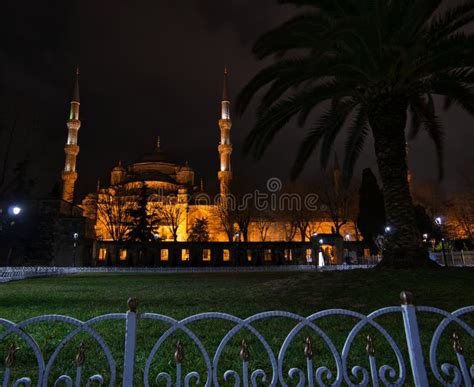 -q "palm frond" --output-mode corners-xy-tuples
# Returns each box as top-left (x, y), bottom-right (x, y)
(342, 106), (370, 186)
(252, 12), (329, 59)
(243, 92), (314, 158)
(290, 124), (327, 180)
(320, 98), (359, 168)
(427, 1), (474, 40)
(431, 77), (474, 115)
(236, 58), (313, 115)
(409, 94), (445, 179)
